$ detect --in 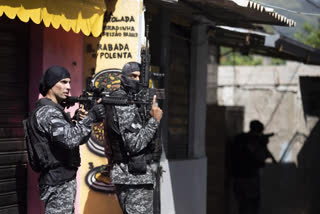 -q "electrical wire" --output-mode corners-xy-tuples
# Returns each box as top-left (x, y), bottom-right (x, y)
(305, 0), (320, 9)
(254, 0), (320, 17)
